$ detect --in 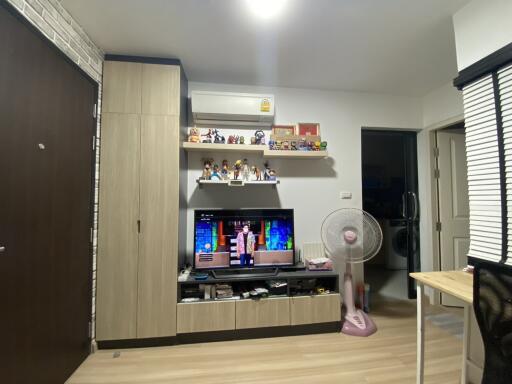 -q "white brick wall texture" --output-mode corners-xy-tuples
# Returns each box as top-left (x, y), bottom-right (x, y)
(6, 0), (103, 342)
